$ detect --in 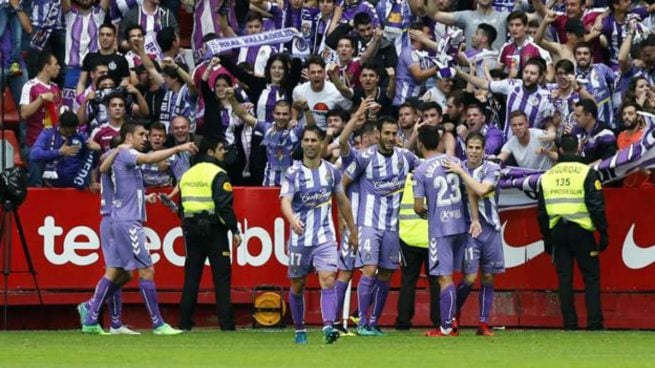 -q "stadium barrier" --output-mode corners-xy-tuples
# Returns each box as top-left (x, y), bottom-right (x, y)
(3, 187), (655, 329)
